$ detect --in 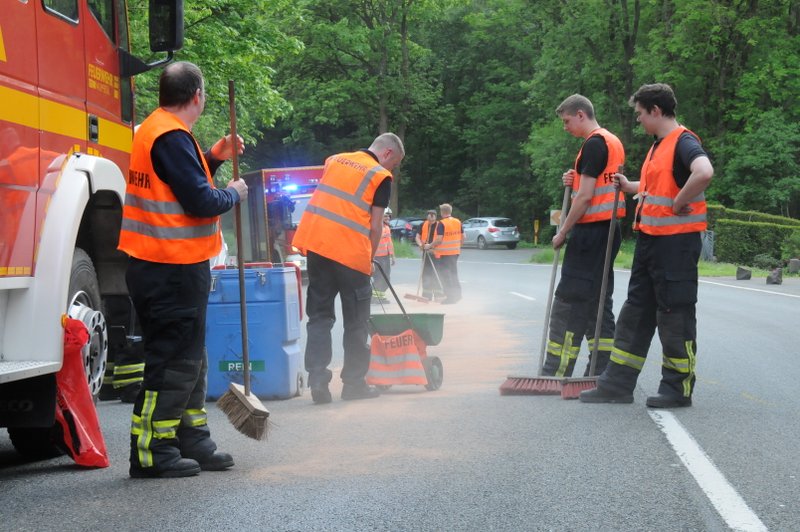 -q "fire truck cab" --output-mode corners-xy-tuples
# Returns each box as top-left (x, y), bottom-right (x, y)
(0, 0), (182, 456)
(241, 165), (323, 276)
